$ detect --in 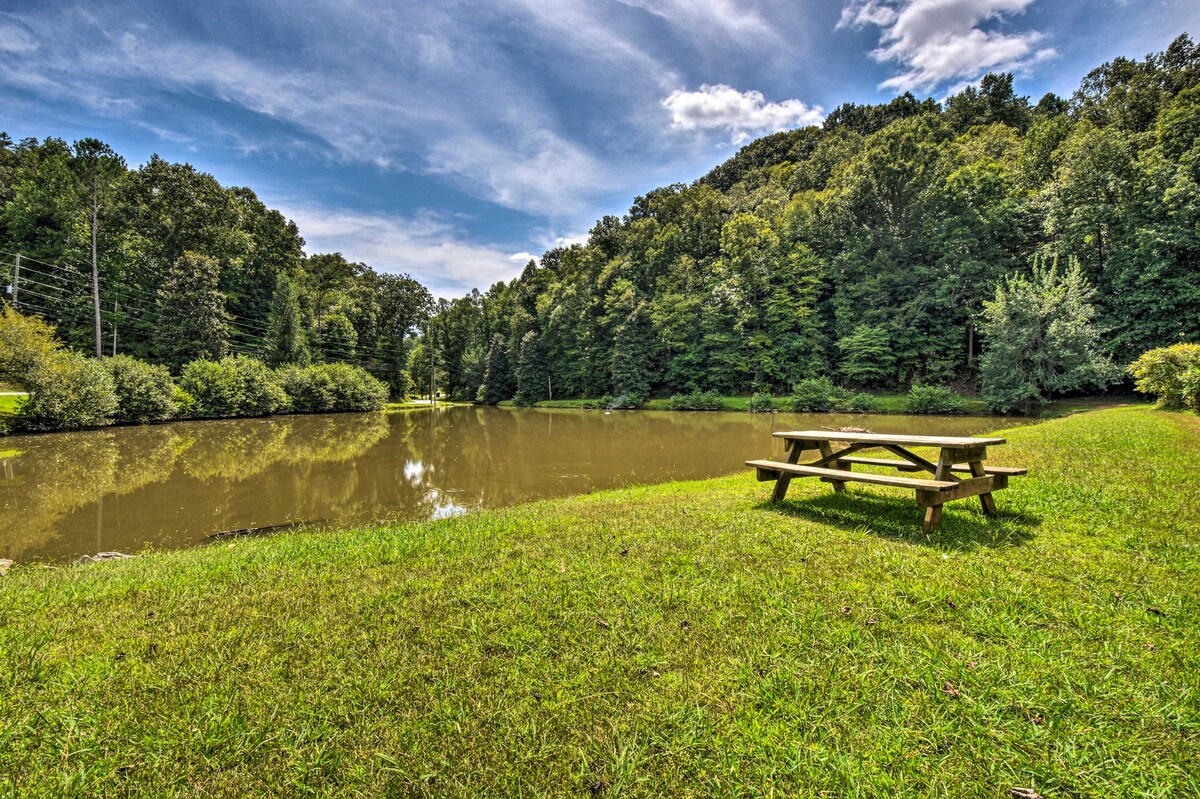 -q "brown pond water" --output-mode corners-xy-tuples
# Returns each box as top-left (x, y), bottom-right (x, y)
(0, 406), (1035, 563)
